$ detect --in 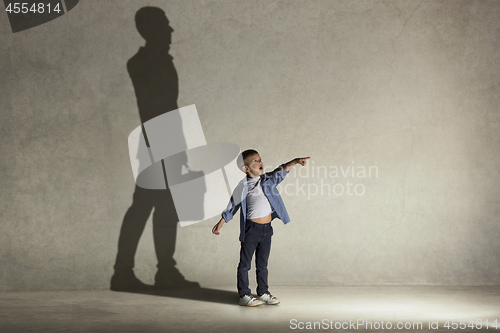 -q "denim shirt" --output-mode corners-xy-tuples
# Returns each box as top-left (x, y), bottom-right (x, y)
(221, 164), (290, 242)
